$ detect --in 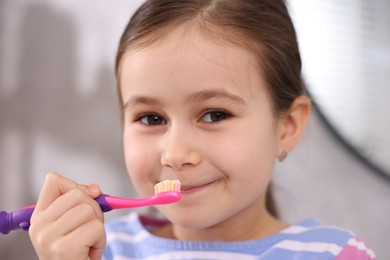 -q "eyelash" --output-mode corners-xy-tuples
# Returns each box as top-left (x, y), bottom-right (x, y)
(135, 113), (167, 126)
(201, 110), (232, 124)
(134, 110), (232, 126)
